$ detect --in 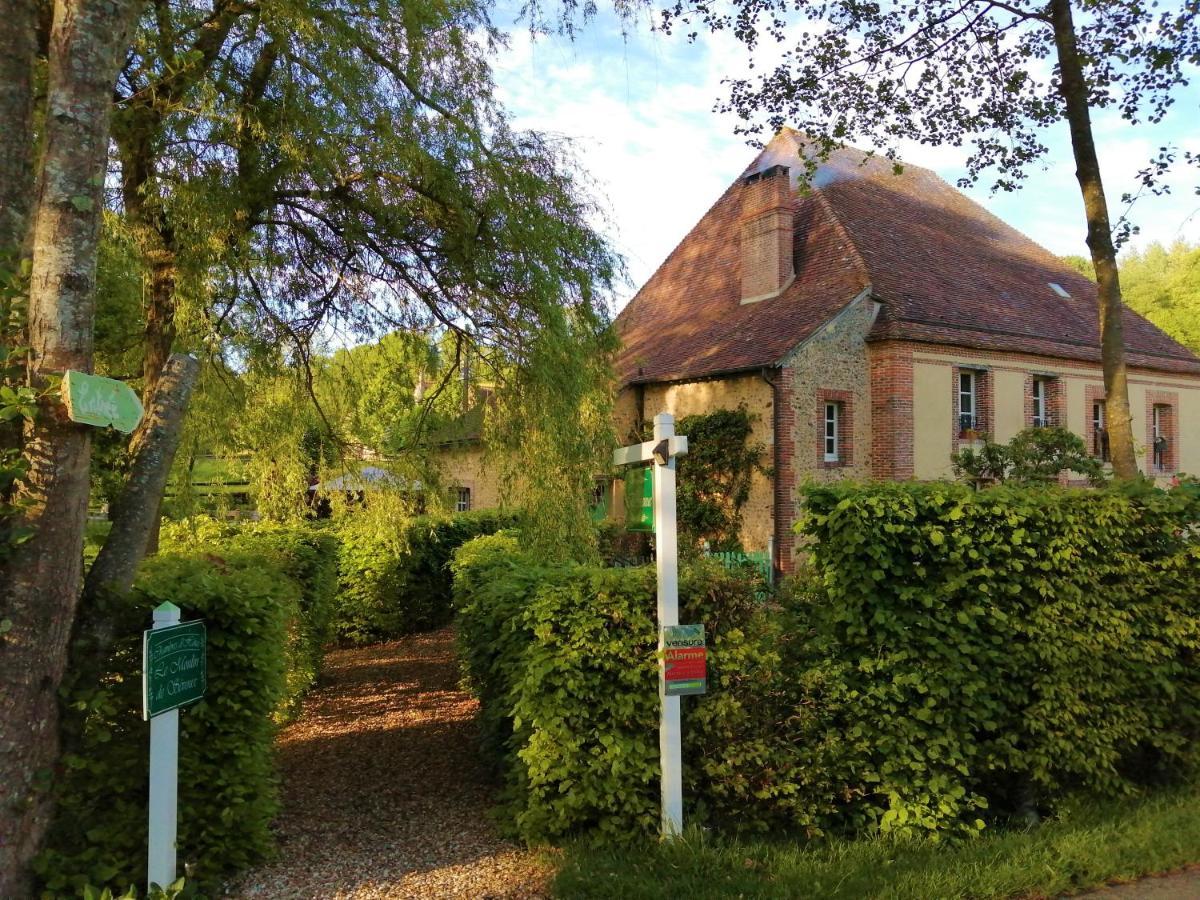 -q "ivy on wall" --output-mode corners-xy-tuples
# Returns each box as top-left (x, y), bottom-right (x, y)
(673, 406), (767, 551)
